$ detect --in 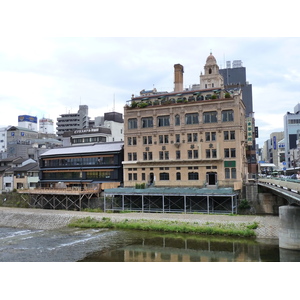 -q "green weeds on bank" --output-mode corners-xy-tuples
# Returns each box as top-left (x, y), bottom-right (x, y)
(68, 217), (258, 237)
